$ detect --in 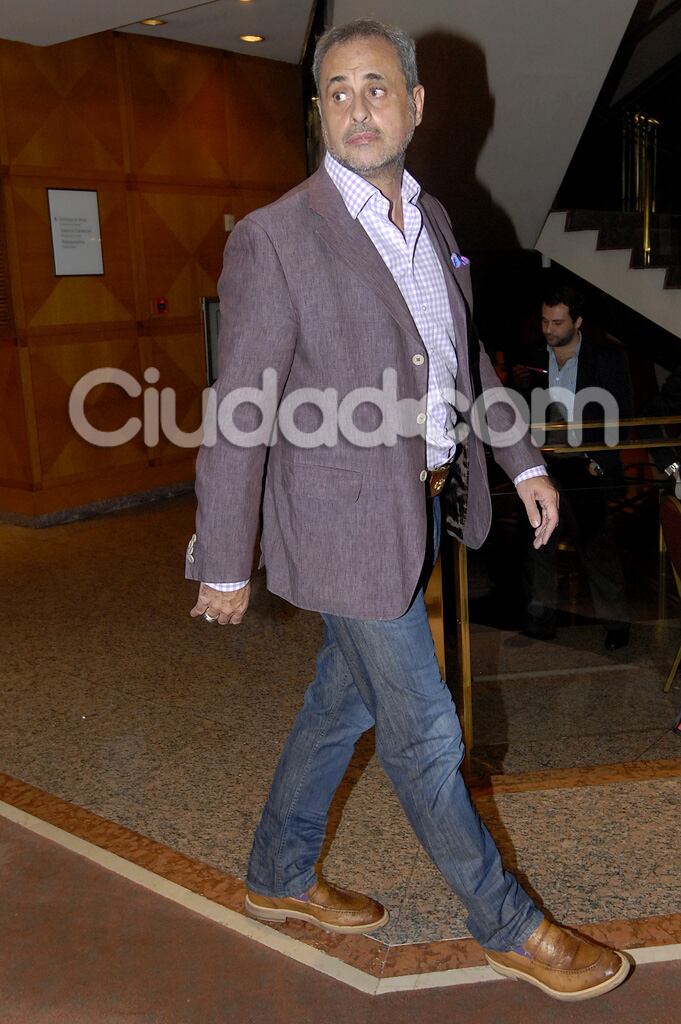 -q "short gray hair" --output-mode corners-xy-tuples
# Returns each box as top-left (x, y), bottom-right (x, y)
(312, 19), (419, 94)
